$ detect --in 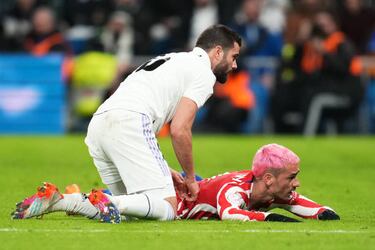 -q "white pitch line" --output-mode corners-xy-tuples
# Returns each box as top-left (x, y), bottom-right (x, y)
(242, 229), (371, 234)
(0, 228), (372, 234)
